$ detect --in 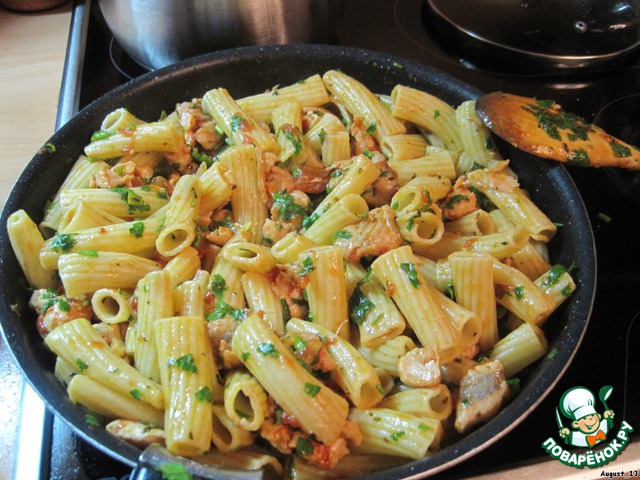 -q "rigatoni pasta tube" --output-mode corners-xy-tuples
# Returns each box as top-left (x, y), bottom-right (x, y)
(414, 226), (530, 261)
(302, 246), (350, 339)
(370, 246), (460, 363)
(134, 269), (173, 382)
(308, 154), (380, 223)
(156, 174), (201, 257)
(6, 210), (56, 289)
(302, 193), (369, 245)
(57, 202), (125, 234)
(218, 145), (267, 238)
(44, 318), (164, 409)
(84, 121), (186, 159)
(154, 315), (215, 457)
(380, 134), (429, 161)
(348, 408), (442, 459)
(356, 335), (417, 376)
(198, 161), (237, 214)
(271, 231), (318, 264)
(455, 100), (500, 172)
(202, 87), (278, 153)
(58, 185), (168, 220)
(221, 242), (276, 274)
(211, 404), (257, 452)
(389, 148), (457, 185)
(58, 252), (162, 297)
(231, 314), (349, 445)
(91, 288), (133, 324)
(492, 259), (555, 326)
(391, 84), (462, 152)
(449, 252), (498, 350)
(40, 218), (161, 270)
(322, 70), (406, 141)
(346, 262), (406, 348)
(377, 385), (452, 421)
(40, 156), (111, 234)
(223, 369), (268, 432)
(237, 74), (330, 124)
(241, 272), (285, 335)
(67, 374), (164, 427)
(286, 318), (384, 409)
(466, 162), (557, 242)
(489, 322), (548, 378)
